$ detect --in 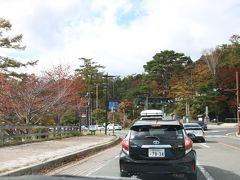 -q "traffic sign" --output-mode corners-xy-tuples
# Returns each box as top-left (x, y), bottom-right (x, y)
(108, 101), (118, 112)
